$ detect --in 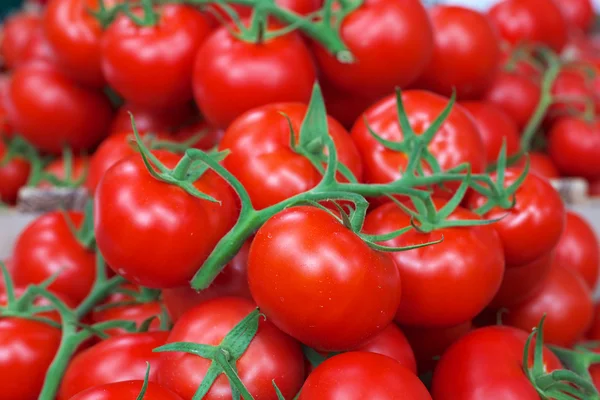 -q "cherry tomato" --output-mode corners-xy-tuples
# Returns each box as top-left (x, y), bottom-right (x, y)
(102, 5), (213, 109)
(94, 151), (237, 288)
(248, 206), (401, 351)
(109, 102), (197, 135)
(193, 27), (316, 129)
(556, 0), (594, 32)
(516, 152), (560, 181)
(312, 0), (433, 98)
(69, 381), (183, 400)
(0, 140), (30, 204)
(0, 11), (56, 69)
(38, 155), (89, 188)
(587, 303), (600, 339)
(548, 117), (600, 180)
(549, 70), (598, 122)
(299, 352), (431, 400)
(91, 302), (163, 336)
(353, 324), (417, 374)
(219, 103), (362, 209)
